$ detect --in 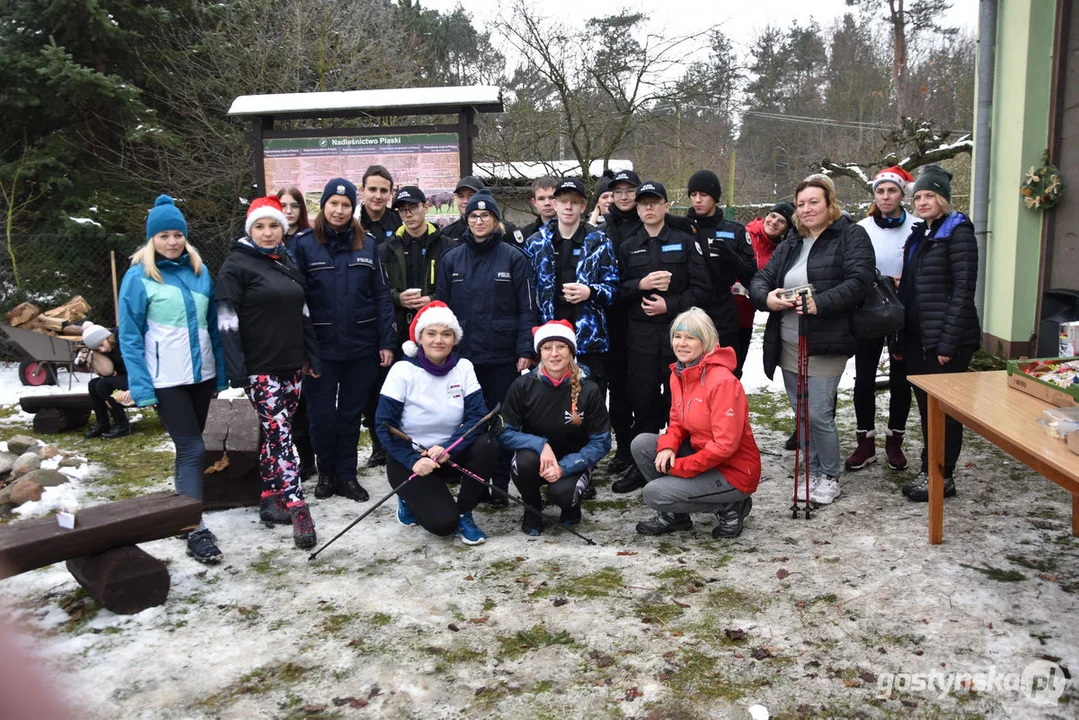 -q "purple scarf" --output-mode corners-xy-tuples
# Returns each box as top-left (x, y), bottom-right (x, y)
(418, 348), (459, 376)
